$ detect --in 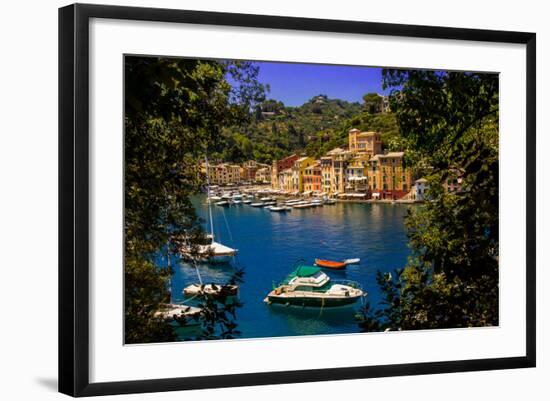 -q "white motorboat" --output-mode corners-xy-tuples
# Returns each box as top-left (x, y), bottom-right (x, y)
(264, 265), (364, 307)
(242, 199), (252, 204)
(251, 202), (264, 207)
(215, 200), (230, 206)
(233, 200), (242, 205)
(343, 258), (361, 265)
(269, 206), (292, 212)
(292, 202), (313, 209)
